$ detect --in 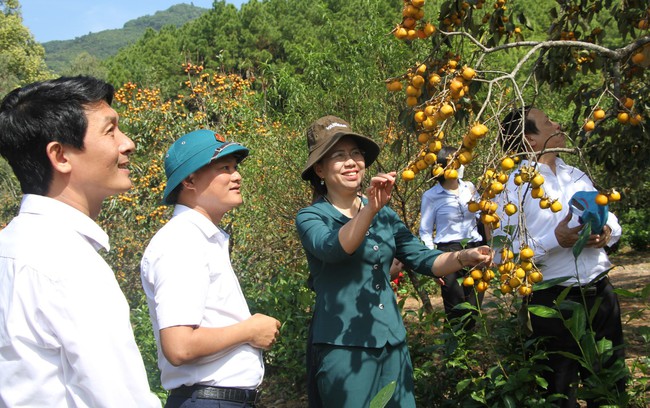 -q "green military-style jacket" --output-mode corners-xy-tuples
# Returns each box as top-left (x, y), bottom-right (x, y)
(296, 197), (442, 348)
